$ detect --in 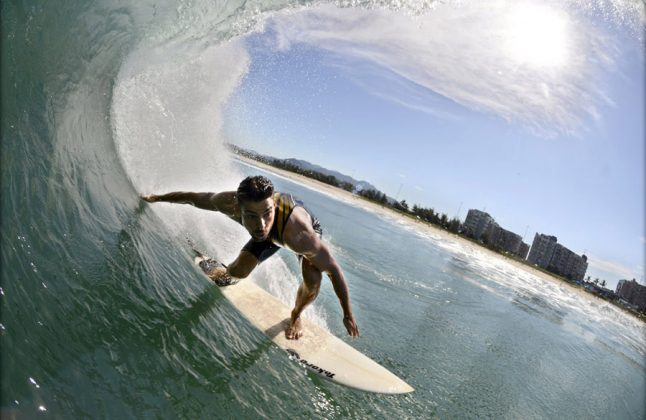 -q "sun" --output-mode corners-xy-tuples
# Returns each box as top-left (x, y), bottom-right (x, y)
(505, 3), (570, 69)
